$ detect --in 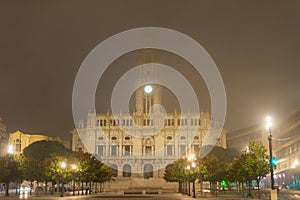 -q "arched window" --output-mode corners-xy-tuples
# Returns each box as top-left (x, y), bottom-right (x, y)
(167, 136), (173, 140)
(111, 136), (117, 141)
(194, 136), (199, 140)
(180, 136), (186, 140)
(125, 136), (131, 141)
(143, 164), (153, 179)
(111, 164), (118, 177)
(123, 164), (131, 177)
